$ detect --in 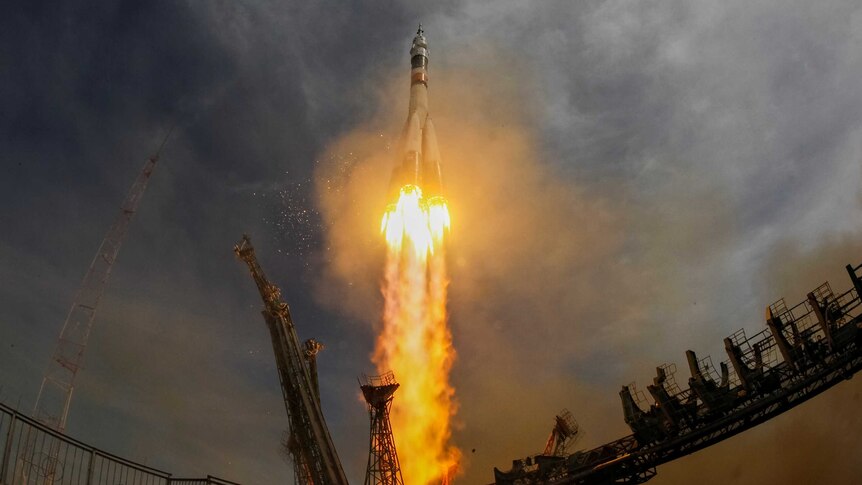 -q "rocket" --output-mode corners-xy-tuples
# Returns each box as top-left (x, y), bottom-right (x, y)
(388, 26), (444, 202)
